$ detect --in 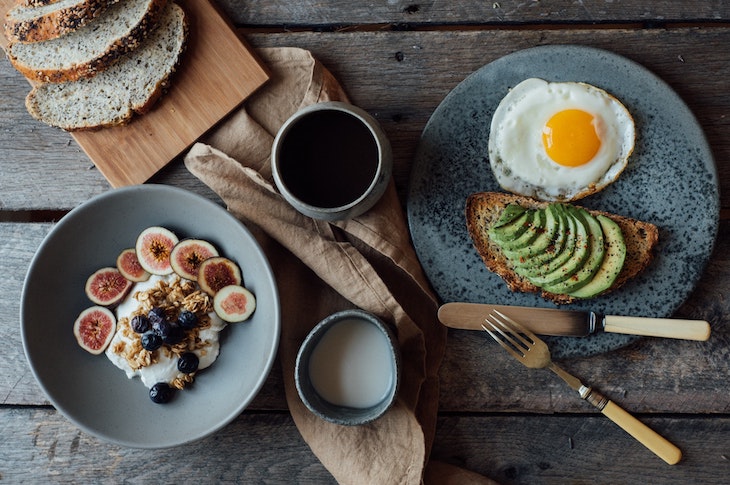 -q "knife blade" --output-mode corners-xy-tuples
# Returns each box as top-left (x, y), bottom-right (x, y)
(438, 302), (710, 341)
